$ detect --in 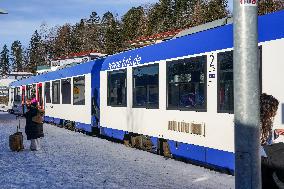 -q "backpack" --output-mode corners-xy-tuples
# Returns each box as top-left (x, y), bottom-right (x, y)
(32, 109), (45, 124)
